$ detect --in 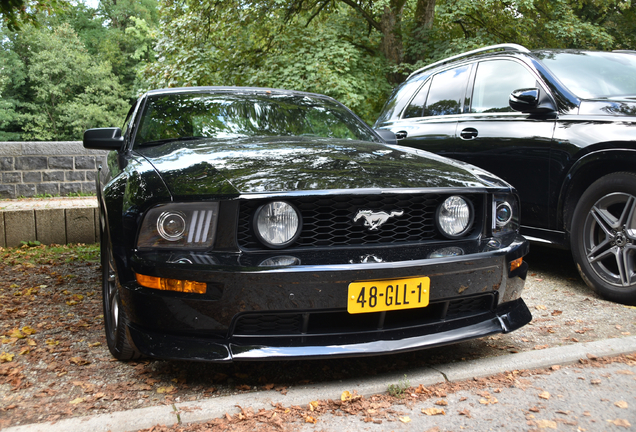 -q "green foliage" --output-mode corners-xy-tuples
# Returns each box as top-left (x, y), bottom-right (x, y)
(401, 0), (630, 71)
(0, 23), (129, 140)
(141, 1), (391, 123)
(0, 0), (68, 30)
(387, 374), (410, 397)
